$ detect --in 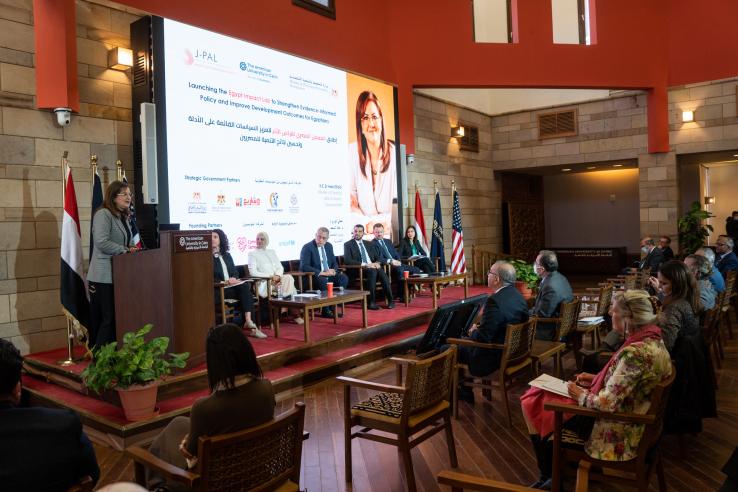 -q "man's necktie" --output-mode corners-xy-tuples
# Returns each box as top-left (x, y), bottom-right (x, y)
(358, 241), (370, 264)
(319, 246), (329, 271)
(379, 240), (391, 261)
